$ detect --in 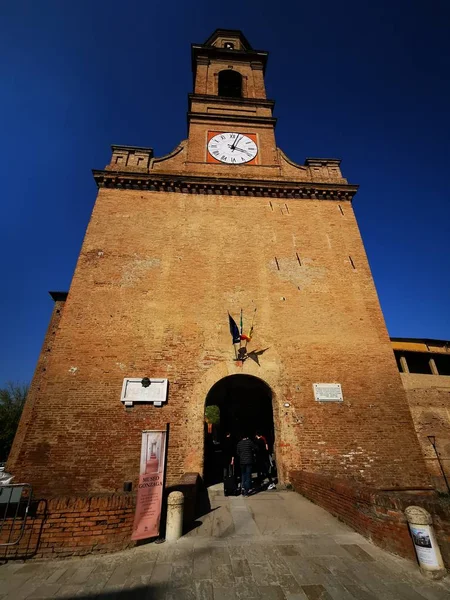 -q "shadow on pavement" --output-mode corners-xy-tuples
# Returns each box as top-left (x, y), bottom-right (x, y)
(62, 586), (167, 599)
